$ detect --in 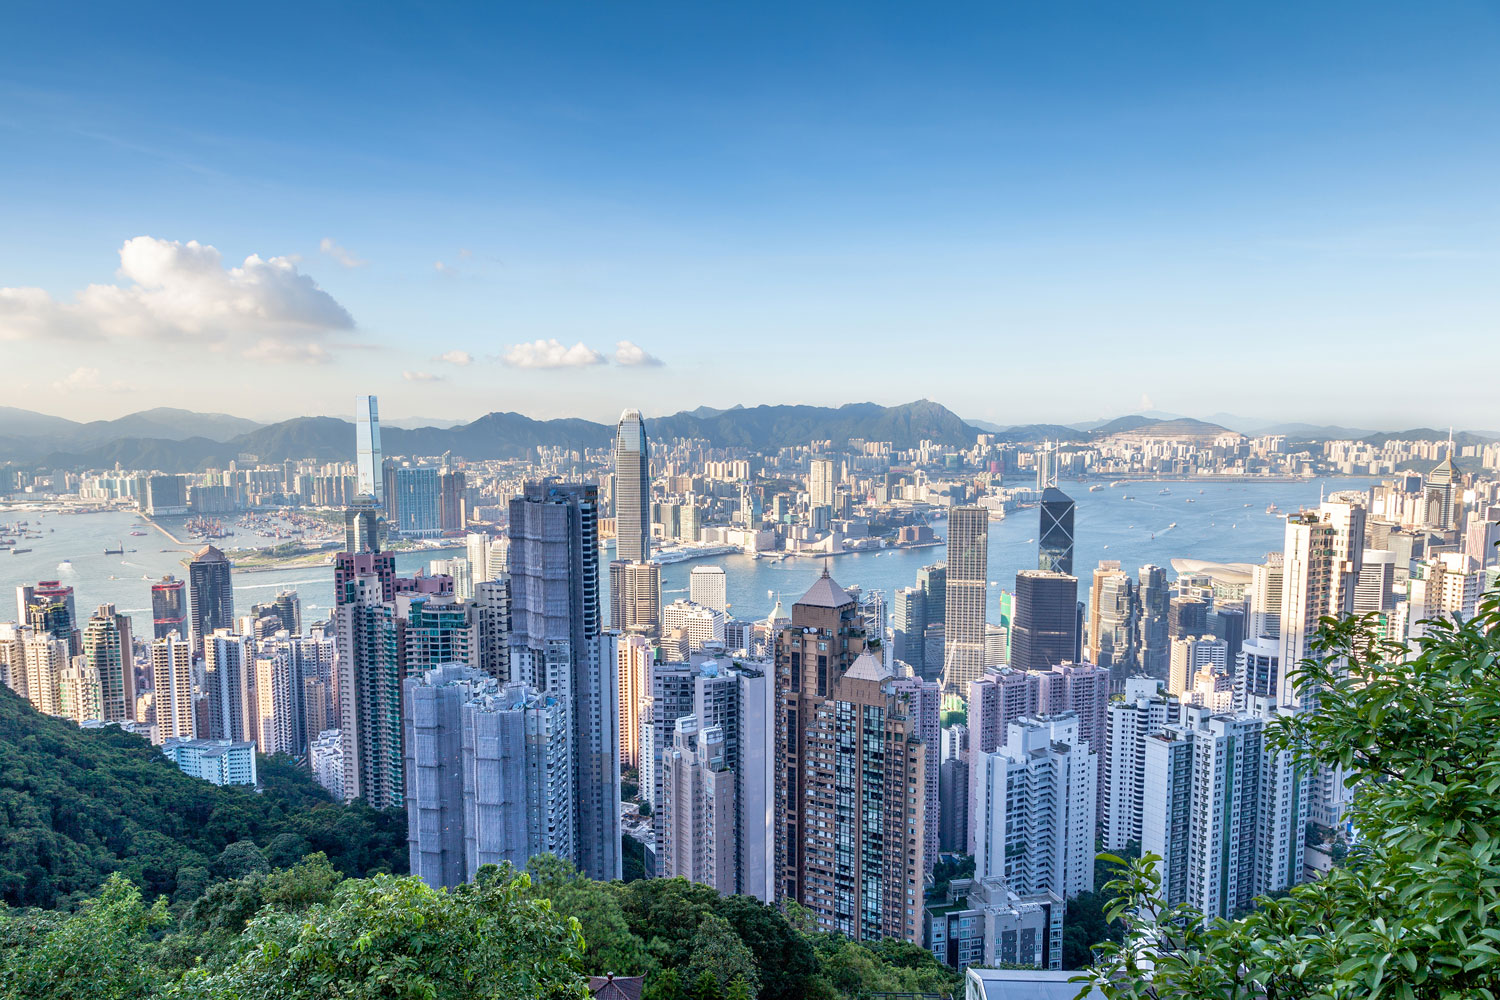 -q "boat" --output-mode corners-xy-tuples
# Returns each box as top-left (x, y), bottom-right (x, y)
(1121, 494), (1133, 500)
(1158, 488), (1171, 495)
(130, 530), (147, 536)
(1198, 489), (1205, 494)
(1266, 504), (1279, 514)
(1109, 480), (1128, 487)
(1185, 498), (1195, 503)
(1088, 484), (1105, 492)
(12, 548), (31, 555)
(104, 543), (124, 554)
(1168, 522), (1178, 528)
